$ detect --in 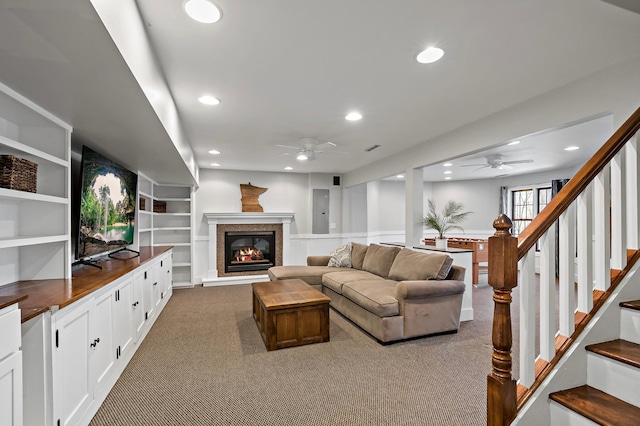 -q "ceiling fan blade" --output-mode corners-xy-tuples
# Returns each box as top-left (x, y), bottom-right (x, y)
(497, 164), (514, 170)
(316, 141), (337, 150)
(275, 144), (299, 150)
(461, 163), (489, 167)
(502, 159), (533, 165)
(317, 149), (348, 154)
(472, 165), (491, 172)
